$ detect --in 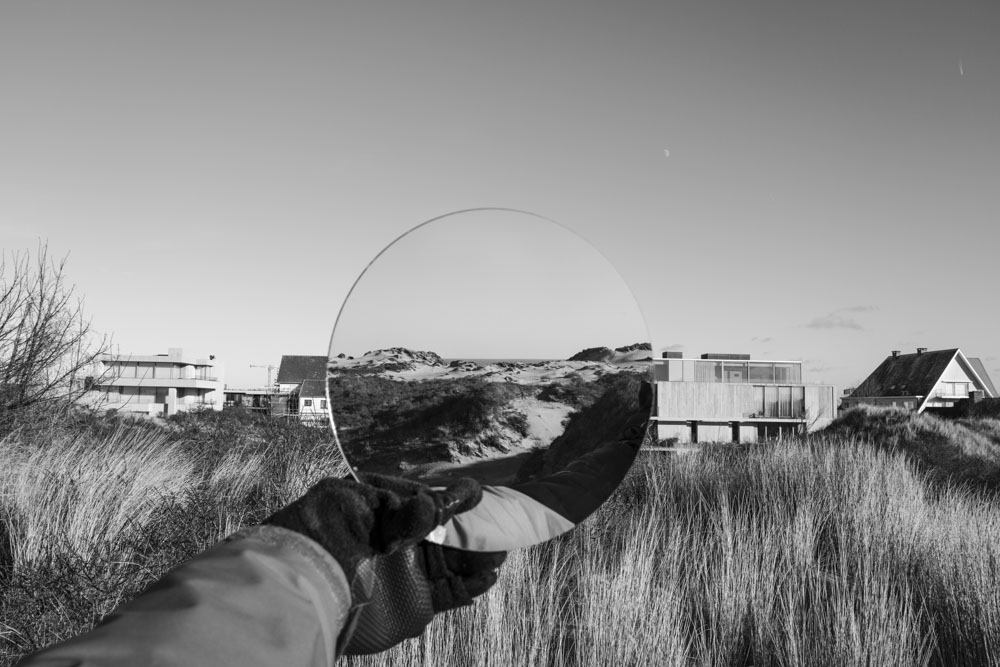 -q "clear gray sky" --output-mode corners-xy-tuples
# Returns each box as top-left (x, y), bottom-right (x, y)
(2, 0), (998, 389)
(329, 209), (649, 360)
